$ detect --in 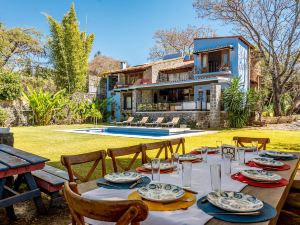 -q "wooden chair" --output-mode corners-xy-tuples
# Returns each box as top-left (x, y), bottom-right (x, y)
(61, 150), (106, 193)
(167, 138), (185, 155)
(107, 145), (144, 172)
(141, 141), (169, 163)
(233, 136), (270, 150)
(64, 182), (148, 225)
